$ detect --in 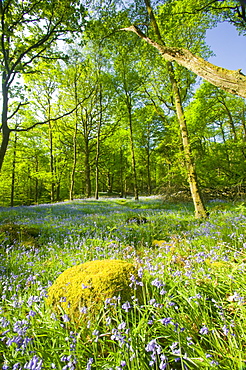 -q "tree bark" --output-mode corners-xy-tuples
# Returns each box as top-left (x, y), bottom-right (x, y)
(0, 73), (10, 172)
(10, 132), (18, 207)
(48, 105), (55, 203)
(127, 101), (139, 200)
(84, 141), (91, 198)
(167, 62), (208, 218)
(35, 155), (39, 204)
(140, 0), (208, 218)
(218, 97), (238, 141)
(121, 25), (246, 99)
(70, 120), (78, 201)
(0, 124), (10, 172)
(145, 123), (152, 195)
(95, 85), (103, 200)
(119, 147), (124, 197)
(69, 77), (79, 201)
